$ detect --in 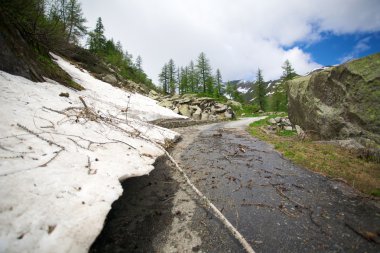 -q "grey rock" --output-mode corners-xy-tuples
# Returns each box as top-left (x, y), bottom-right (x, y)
(179, 104), (191, 117)
(178, 97), (192, 104)
(201, 112), (209, 120)
(284, 126), (293, 131)
(295, 125), (305, 137)
(225, 111), (233, 119)
(102, 74), (117, 84)
(159, 99), (174, 108)
(209, 115), (218, 121)
(288, 53), (380, 145)
(268, 118), (277, 124)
